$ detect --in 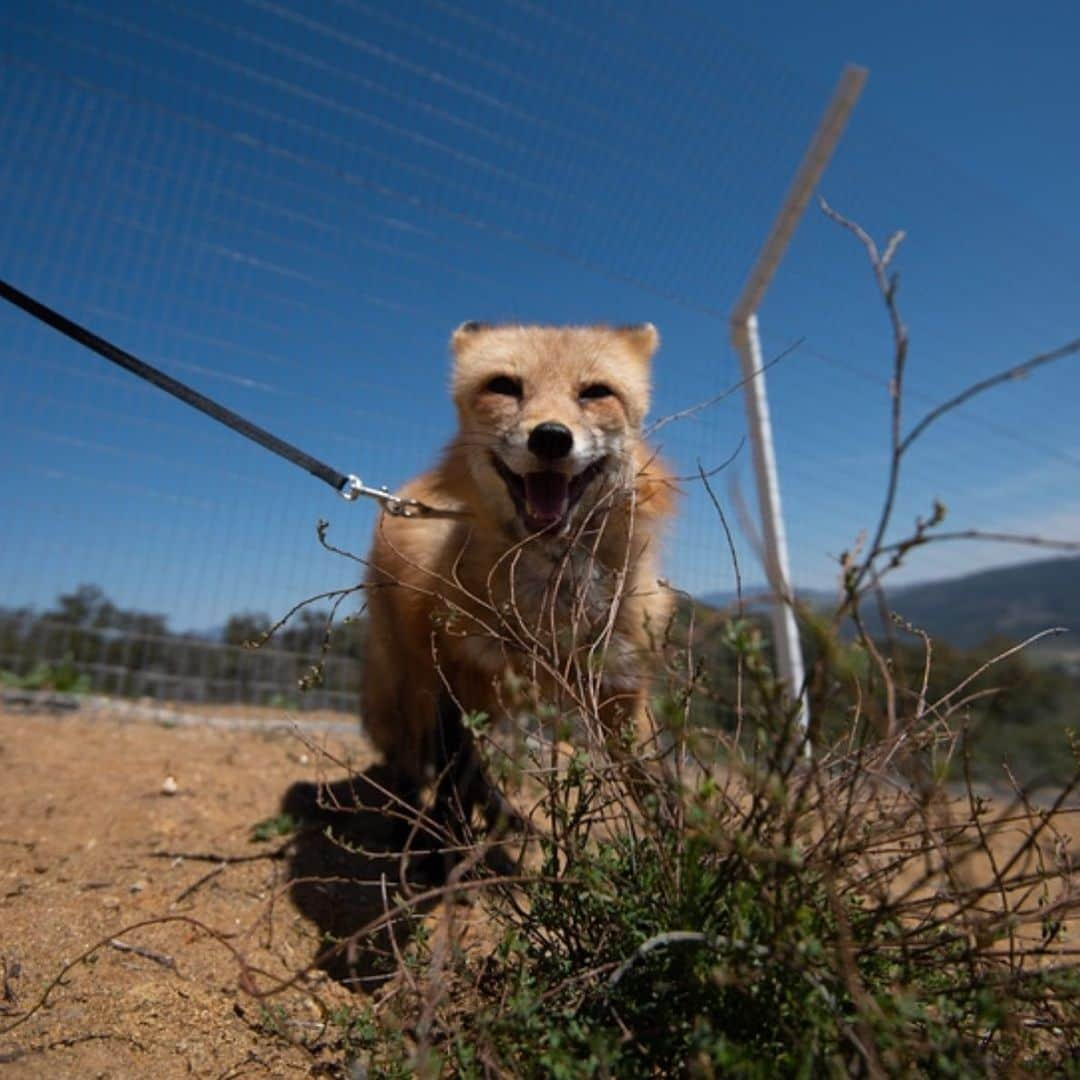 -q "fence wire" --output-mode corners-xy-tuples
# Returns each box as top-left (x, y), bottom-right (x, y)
(2, 0), (1077, 709)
